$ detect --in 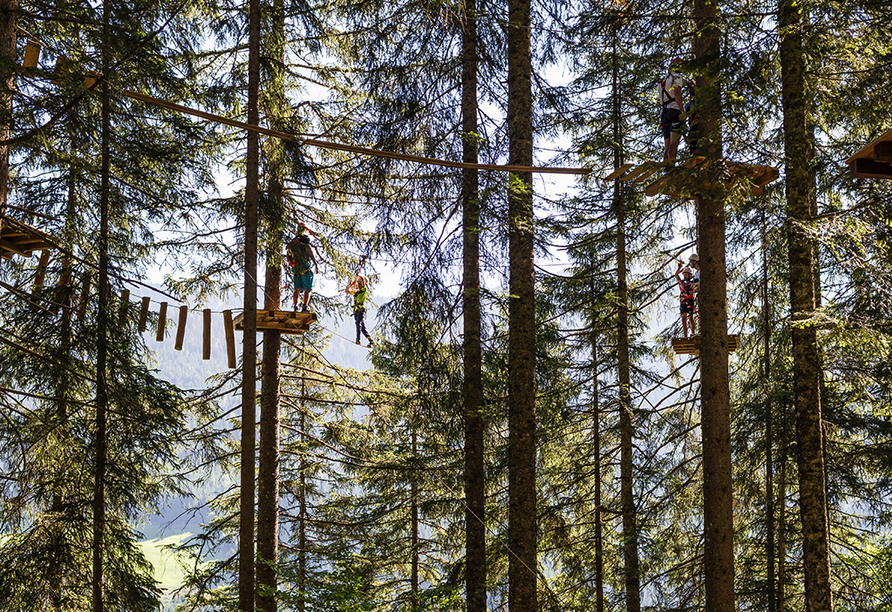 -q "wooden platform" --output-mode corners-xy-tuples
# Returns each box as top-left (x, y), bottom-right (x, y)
(1, 216), (57, 259)
(233, 309), (317, 335)
(672, 334), (739, 356)
(846, 127), (892, 179)
(605, 158), (779, 199)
